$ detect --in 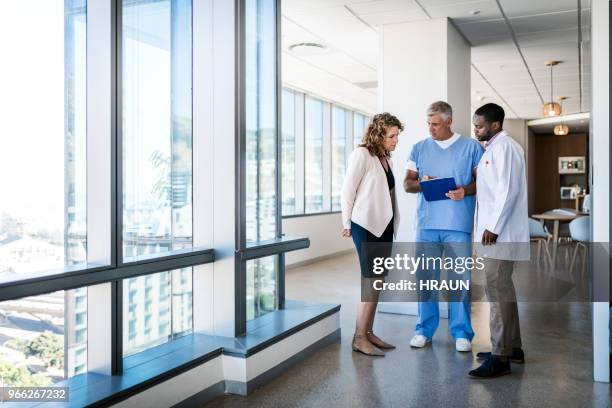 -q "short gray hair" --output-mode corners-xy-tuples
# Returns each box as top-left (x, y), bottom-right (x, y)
(427, 101), (453, 121)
